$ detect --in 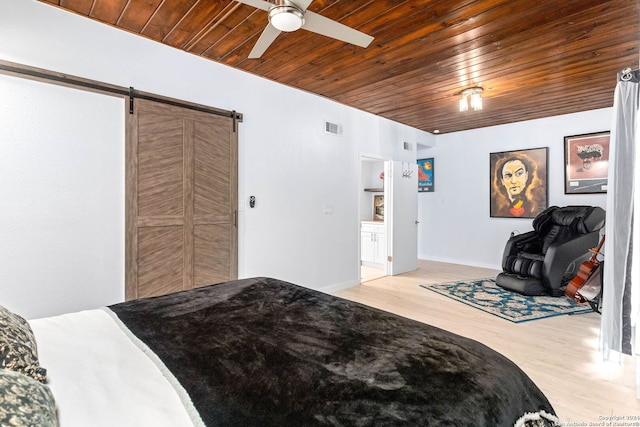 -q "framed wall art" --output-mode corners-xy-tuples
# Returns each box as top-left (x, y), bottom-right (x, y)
(489, 147), (548, 218)
(564, 131), (610, 194)
(417, 158), (434, 192)
(373, 195), (384, 221)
